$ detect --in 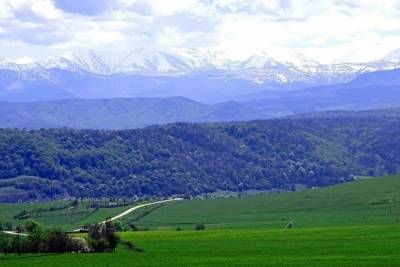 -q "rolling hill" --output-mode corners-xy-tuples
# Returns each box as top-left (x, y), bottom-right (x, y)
(0, 116), (399, 202)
